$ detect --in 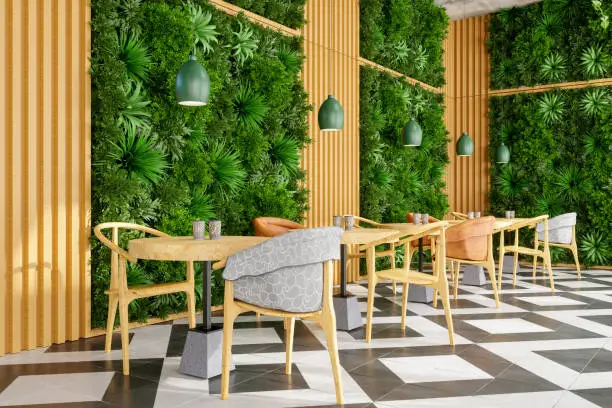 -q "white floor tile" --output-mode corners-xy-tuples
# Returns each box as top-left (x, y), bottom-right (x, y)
(379, 355), (492, 383)
(465, 318), (553, 334)
(516, 296), (586, 306)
